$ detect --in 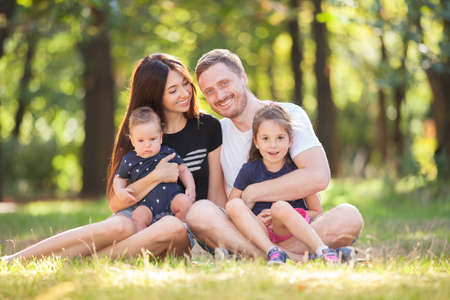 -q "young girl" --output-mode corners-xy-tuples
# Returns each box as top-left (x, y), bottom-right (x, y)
(114, 106), (195, 231)
(227, 104), (339, 264)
